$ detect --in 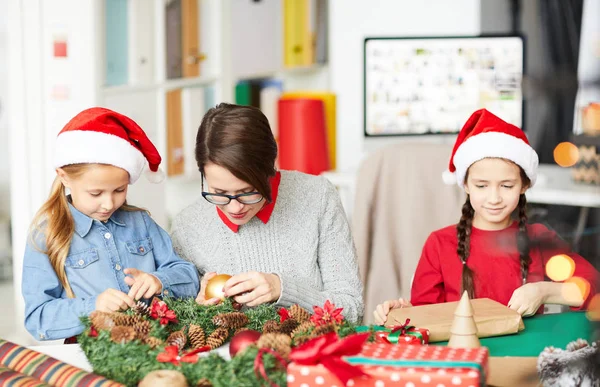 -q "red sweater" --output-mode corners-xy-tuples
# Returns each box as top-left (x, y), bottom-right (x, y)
(411, 222), (598, 309)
